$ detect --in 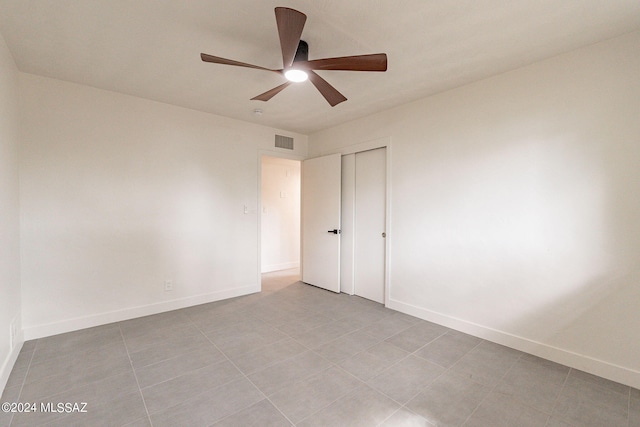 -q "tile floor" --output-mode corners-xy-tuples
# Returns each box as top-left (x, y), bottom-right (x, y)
(1, 269), (639, 426)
